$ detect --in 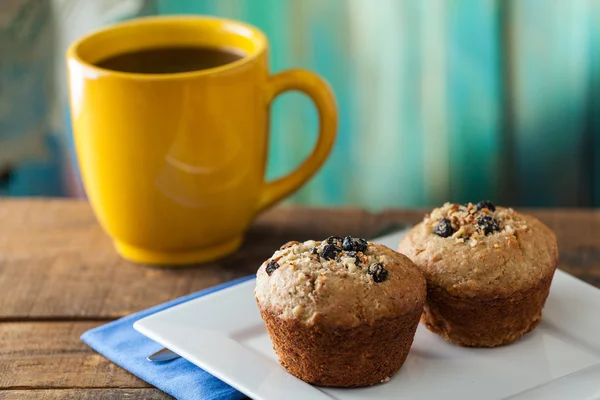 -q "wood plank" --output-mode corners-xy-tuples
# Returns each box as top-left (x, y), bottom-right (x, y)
(520, 209), (600, 250)
(0, 201), (386, 319)
(1, 200), (599, 397)
(0, 322), (149, 389)
(524, 209), (600, 287)
(0, 200), (599, 321)
(0, 388), (171, 400)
